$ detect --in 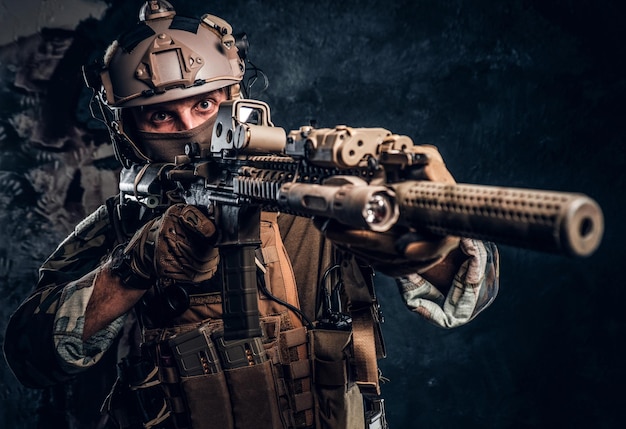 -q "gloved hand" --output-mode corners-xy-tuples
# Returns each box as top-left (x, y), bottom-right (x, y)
(316, 145), (460, 276)
(125, 204), (220, 284)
